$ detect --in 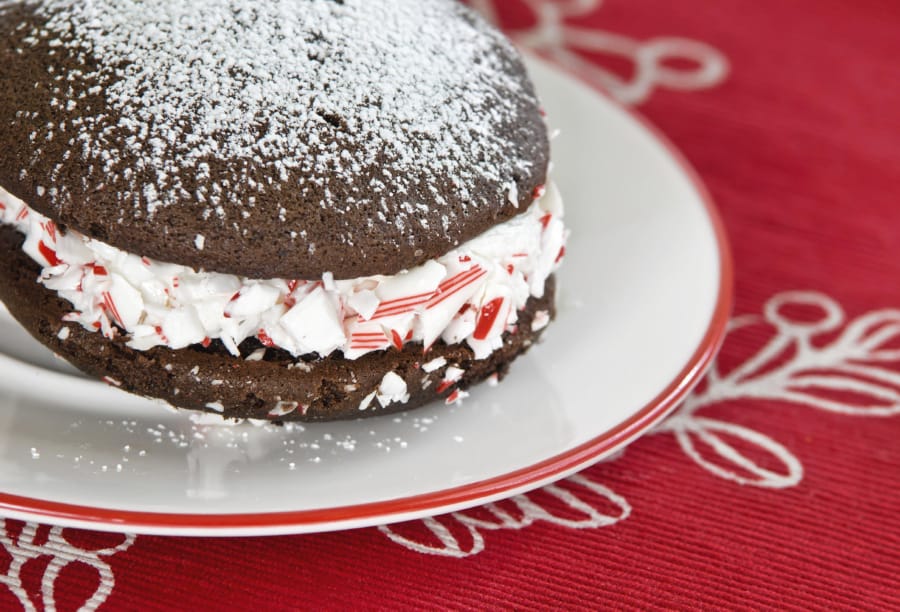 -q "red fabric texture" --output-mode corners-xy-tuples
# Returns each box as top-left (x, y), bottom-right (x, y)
(3, 1), (900, 609)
